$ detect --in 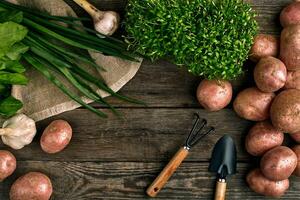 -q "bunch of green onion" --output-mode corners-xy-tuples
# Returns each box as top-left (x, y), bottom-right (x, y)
(0, 1), (143, 118)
